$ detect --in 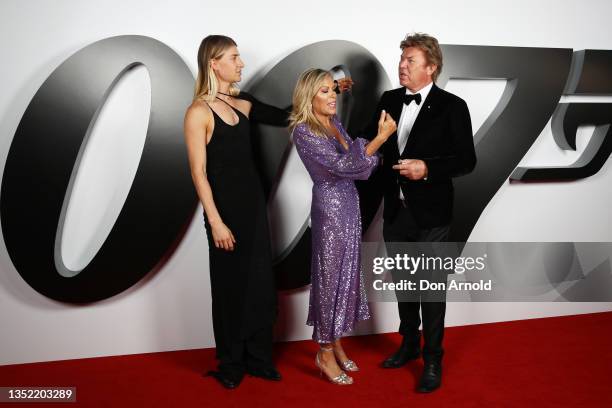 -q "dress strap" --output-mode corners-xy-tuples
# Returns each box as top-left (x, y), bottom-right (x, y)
(203, 99), (231, 121)
(215, 96), (236, 110)
(215, 96), (247, 121)
(202, 100), (219, 118)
